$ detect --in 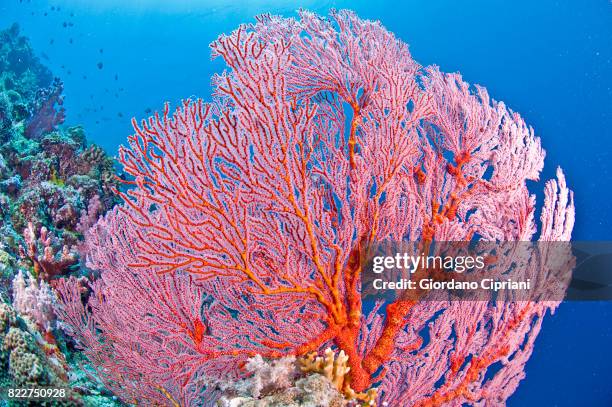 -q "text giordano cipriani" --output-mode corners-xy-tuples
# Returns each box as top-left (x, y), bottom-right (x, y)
(370, 253), (531, 291)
